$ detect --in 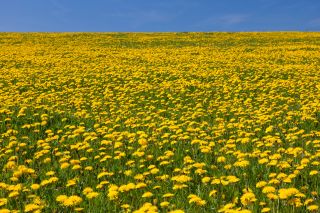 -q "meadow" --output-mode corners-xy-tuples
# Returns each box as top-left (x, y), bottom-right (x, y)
(0, 32), (320, 212)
